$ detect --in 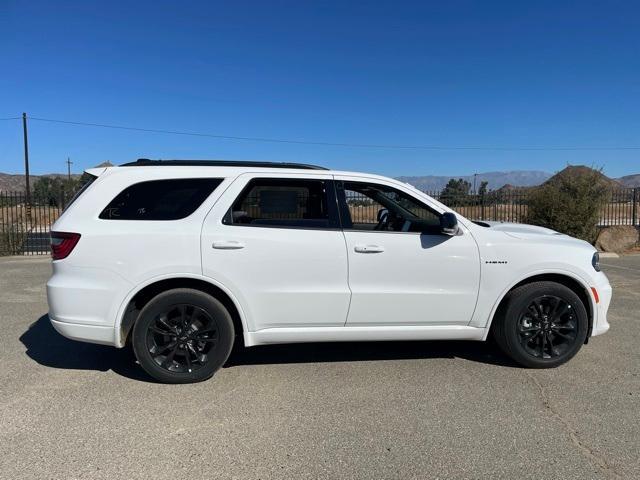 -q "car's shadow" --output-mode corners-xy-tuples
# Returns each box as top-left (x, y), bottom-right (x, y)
(20, 315), (152, 382)
(21, 315), (519, 383)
